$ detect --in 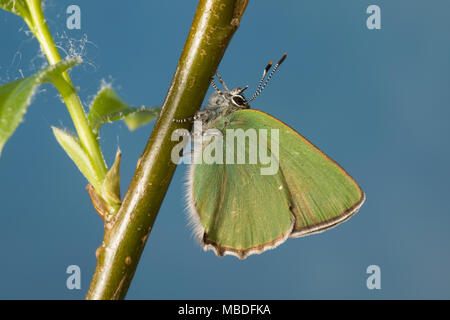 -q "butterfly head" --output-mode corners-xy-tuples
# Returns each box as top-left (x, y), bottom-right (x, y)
(206, 85), (250, 110)
(210, 53), (287, 109)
